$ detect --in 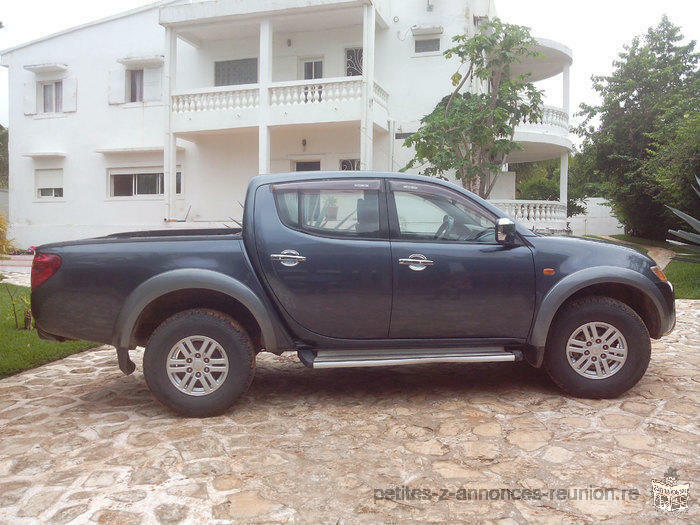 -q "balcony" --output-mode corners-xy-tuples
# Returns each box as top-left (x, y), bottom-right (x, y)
(490, 200), (567, 233)
(171, 78), (389, 134)
(510, 104), (571, 163)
